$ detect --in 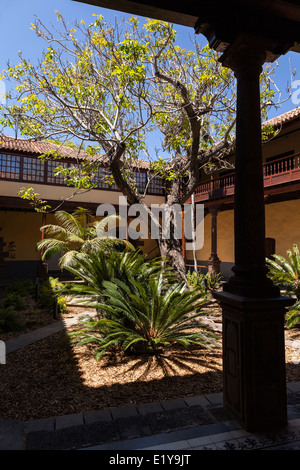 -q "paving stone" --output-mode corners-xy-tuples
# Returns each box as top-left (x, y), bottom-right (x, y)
(26, 417), (55, 433)
(184, 395), (210, 408)
(110, 405), (139, 420)
(204, 392), (223, 405)
(145, 405), (214, 434)
(161, 398), (188, 411)
(116, 415), (152, 440)
(136, 402), (164, 415)
(5, 322), (65, 353)
(287, 382), (300, 393)
(49, 421), (120, 450)
(79, 421), (121, 448)
(187, 434), (214, 448)
(208, 406), (234, 423)
(84, 409), (112, 424)
(0, 419), (25, 450)
(26, 430), (51, 450)
(287, 405), (300, 419)
(55, 413), (84, 430)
